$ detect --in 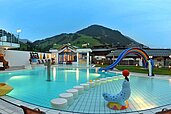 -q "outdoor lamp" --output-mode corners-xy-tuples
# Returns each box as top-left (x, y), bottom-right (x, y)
(149, 56), (153, 59)
(169, 55), (171, 58)
(16, 28), (21, 42)
(16, 29), (21, 33)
